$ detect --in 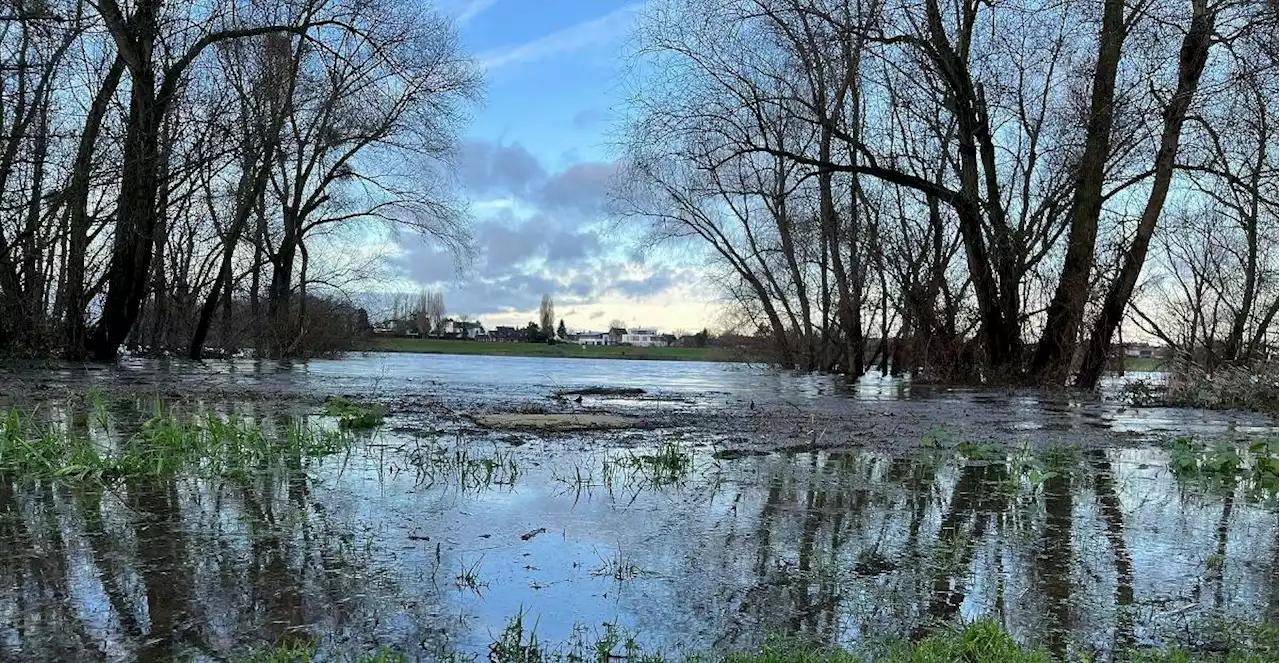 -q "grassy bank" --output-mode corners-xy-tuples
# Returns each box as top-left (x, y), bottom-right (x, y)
(237, 617), (1278, 663)
(364, 337), (746, 362)
(1114, 356), (1171, 372)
